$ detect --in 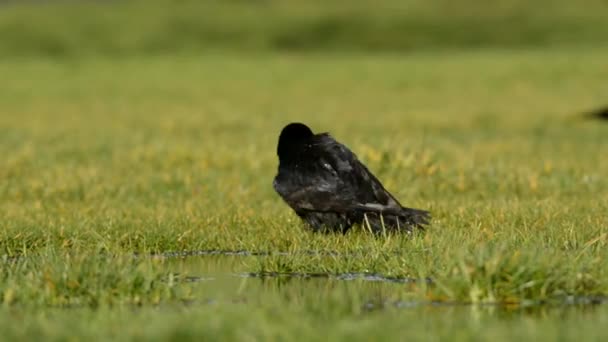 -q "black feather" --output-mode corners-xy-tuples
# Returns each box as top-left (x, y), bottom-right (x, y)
(273, 122), (430, 234)
(584, 106), (608, 120)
